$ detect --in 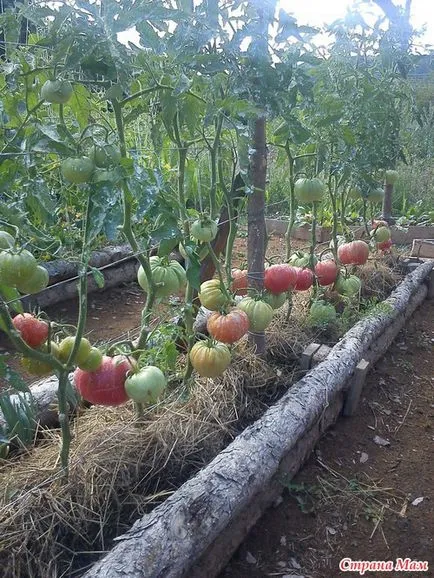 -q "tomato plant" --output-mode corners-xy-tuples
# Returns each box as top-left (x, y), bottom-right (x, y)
(207, 309), (249, 344)
(385, 170), (398, 185)
(334, 274), (362, 297)
(78, 347), (103, 372)
(308, 301), (337, 327)
(74, 356), (132, 406)
(90, 145), (121, 168)
(16, 266), (49, 295)
(289, 252), (317, 268)
(189, 340), (231, 377)
(367, 188), (385, 204)
(12, 314), (48, 348)
(0, 231), (15, 249)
